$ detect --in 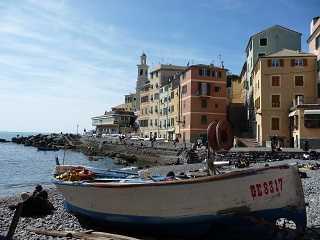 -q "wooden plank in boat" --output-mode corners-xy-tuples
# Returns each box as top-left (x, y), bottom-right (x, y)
(27, 228), (142, 240)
